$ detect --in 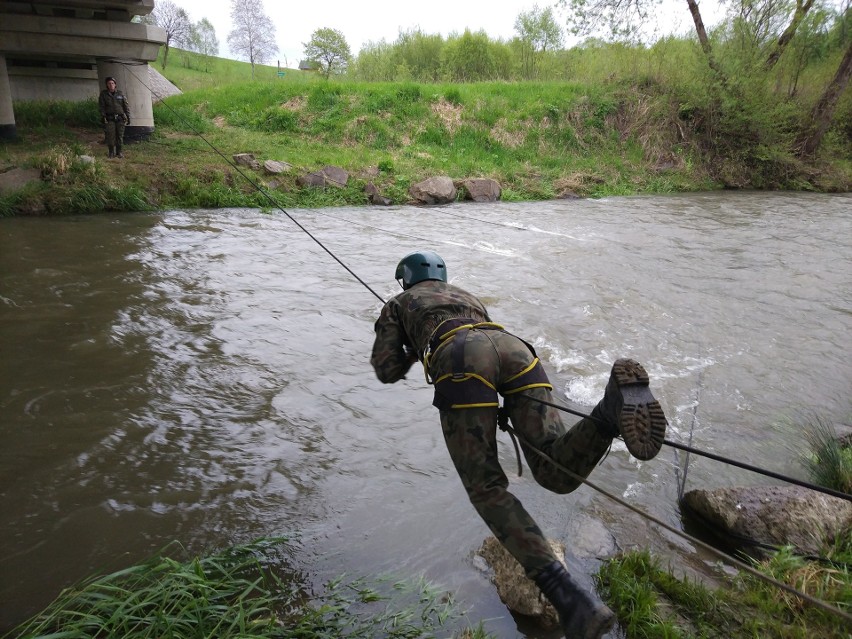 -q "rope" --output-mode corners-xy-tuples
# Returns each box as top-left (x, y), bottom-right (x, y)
(501, 420), (852, 624)
(121, 63), (388, 305)
(675, 365), (703, 502)
(518, 392), (852, 503)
